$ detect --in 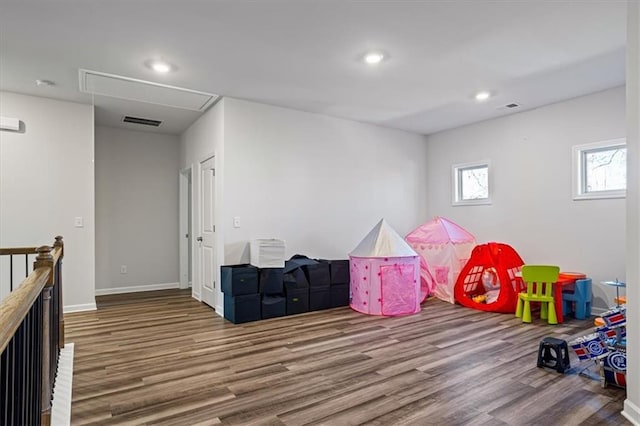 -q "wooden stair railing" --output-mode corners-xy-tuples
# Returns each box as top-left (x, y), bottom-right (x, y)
(0, 236), (64, 426)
